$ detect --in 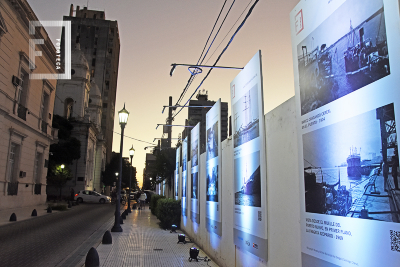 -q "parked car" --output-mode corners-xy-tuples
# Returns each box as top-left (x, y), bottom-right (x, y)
(75, 190), (111, 204)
